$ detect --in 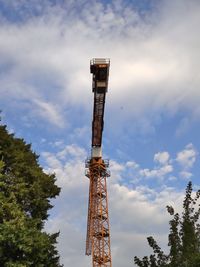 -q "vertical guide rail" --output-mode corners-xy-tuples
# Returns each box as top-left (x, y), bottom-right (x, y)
(85, 172), (93, 255)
